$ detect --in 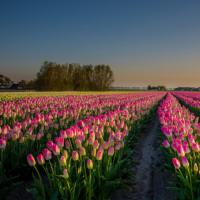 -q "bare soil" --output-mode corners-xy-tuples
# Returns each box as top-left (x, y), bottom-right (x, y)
(111, 119), (176, 200)
(6, 182), (33, 200)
